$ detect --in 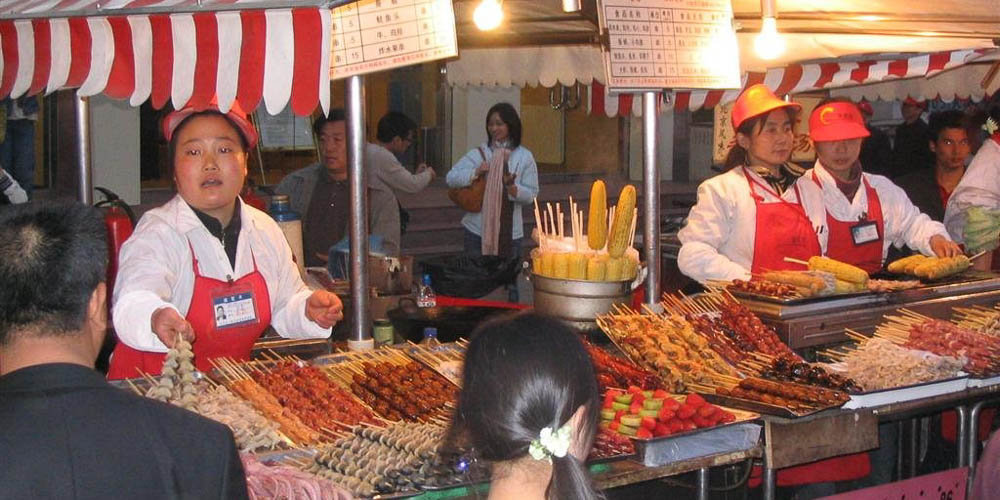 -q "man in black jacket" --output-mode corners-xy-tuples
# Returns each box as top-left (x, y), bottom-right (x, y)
(0, 201), (249, 500)
(894, 110), (971, 222)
